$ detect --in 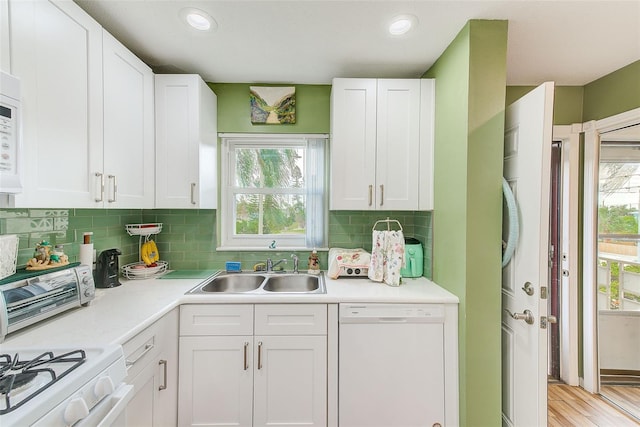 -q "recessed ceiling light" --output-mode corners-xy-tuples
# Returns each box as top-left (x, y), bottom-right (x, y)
(389, 15), (417, 36)
(180, 8), (217, 32)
